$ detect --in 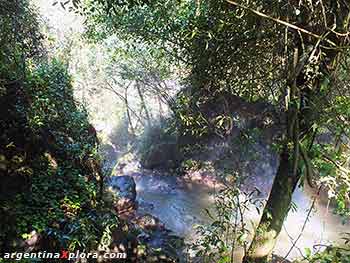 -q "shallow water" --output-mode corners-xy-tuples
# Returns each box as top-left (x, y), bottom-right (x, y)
(134, 174), (216, 237)
(131, 172), (349, 261)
